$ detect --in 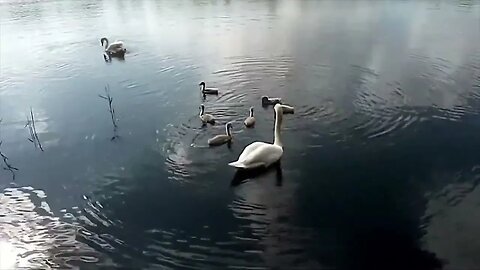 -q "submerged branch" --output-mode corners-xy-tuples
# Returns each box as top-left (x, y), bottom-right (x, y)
(99, 84), (119, 140)
(25, 107), (44, 151)
(0, 141), (18, 180)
